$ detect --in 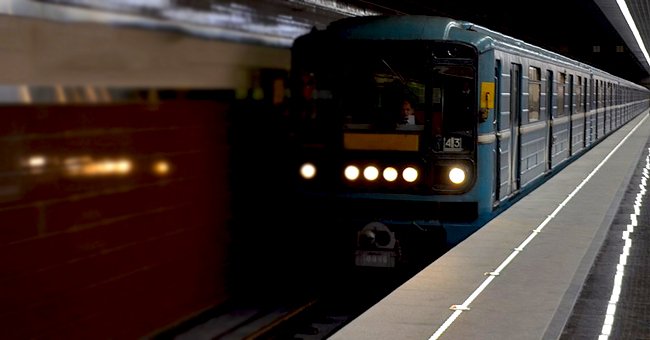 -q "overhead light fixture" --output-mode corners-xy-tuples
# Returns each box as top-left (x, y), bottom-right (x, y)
(616, 0), (650, 67)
